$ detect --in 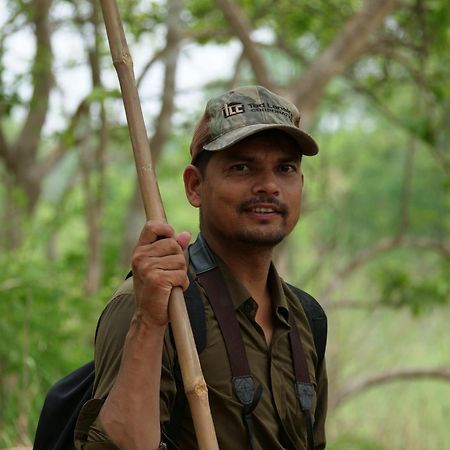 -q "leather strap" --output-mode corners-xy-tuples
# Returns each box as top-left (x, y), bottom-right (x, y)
(197, 268), (251, 377)
(197, 268), (262, 450)
(289, 313), (315, 450)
